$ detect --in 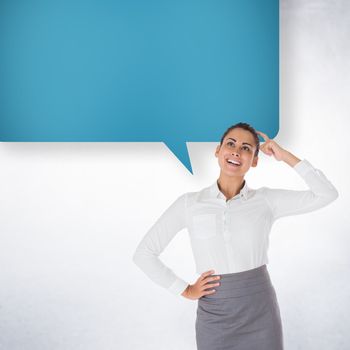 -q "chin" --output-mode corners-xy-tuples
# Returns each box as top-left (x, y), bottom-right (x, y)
(224, 168), (243, 176)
